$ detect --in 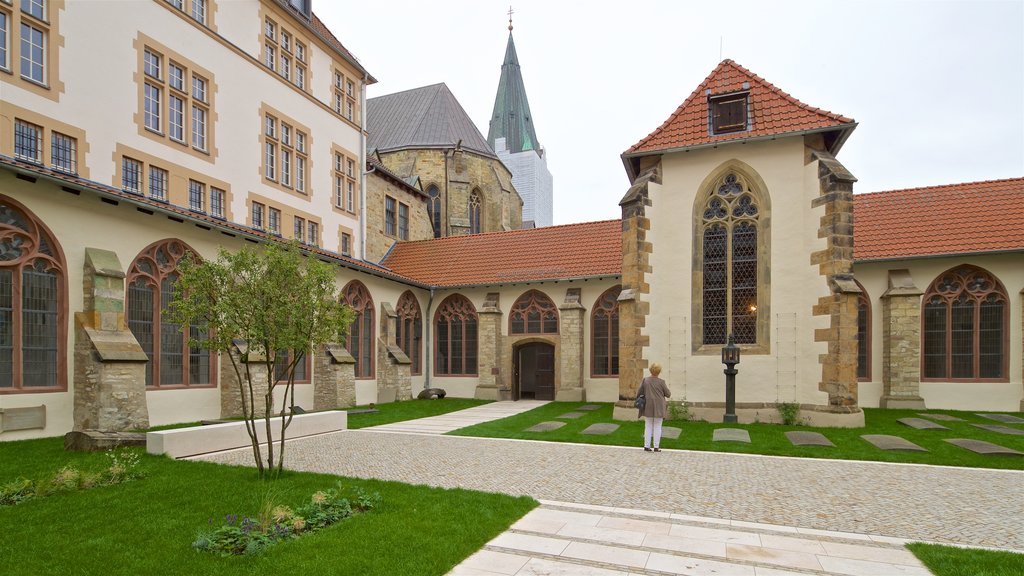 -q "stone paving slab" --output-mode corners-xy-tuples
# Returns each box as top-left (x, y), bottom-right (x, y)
(917, 413), (963, 421)
(661, 426), (681, 440)
(973, 423), (1024, 436)
(713, 428), (751, 443)
(897, 417), (949, 430)
(558, 412), (585, 419)
(581, 424), (619, 436)
(577, 405), (601, 411)
(861, 435), (928, 452)
(978, 413), (1024, 424)
(785, 431), (835, 447)
(526, 421), (565, 432)
(946, 439), (1024, 456)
